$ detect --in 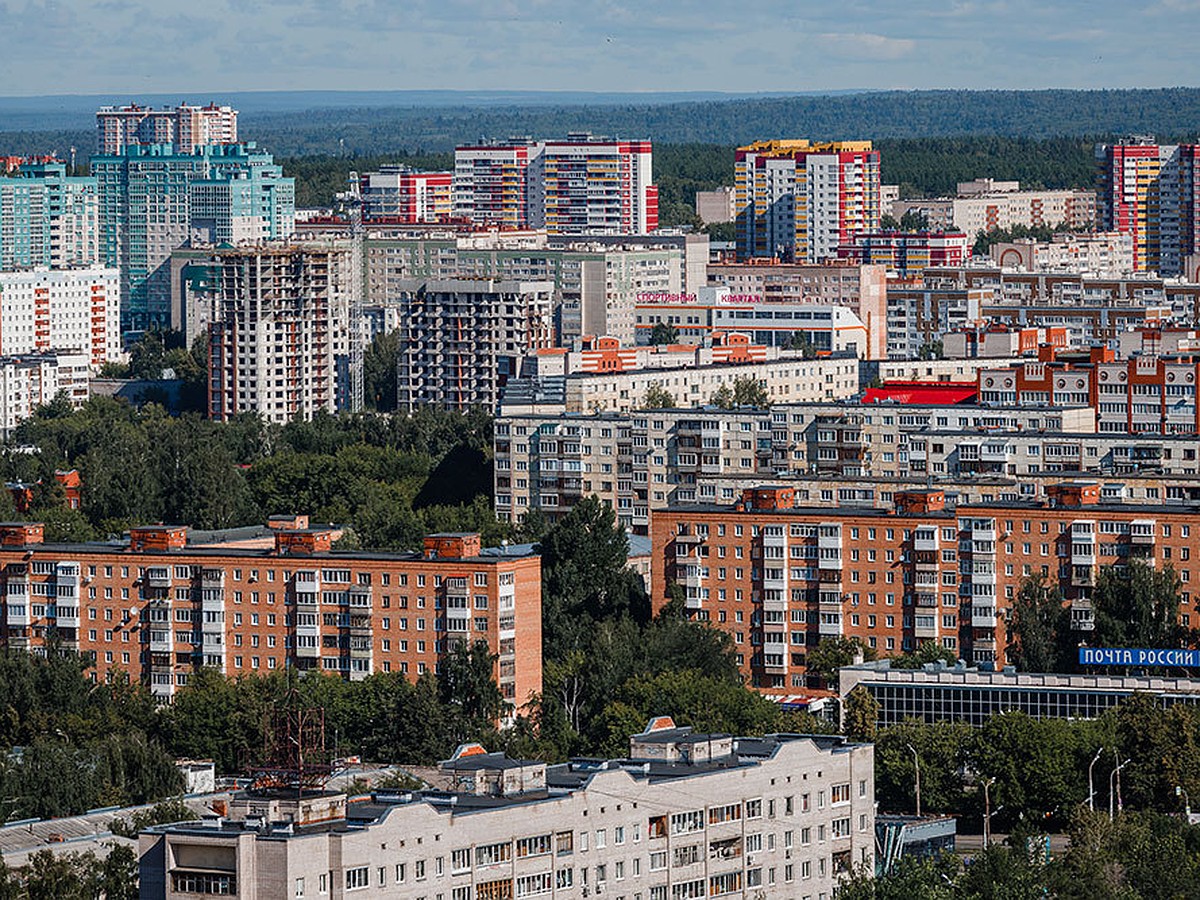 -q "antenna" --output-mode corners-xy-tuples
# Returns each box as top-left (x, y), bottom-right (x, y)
(243, 678), (333, 796)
